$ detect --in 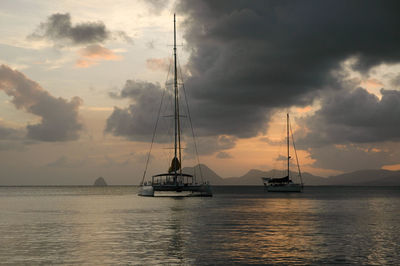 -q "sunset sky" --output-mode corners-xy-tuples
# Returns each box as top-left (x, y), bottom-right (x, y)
(1, 0), (400, 185)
